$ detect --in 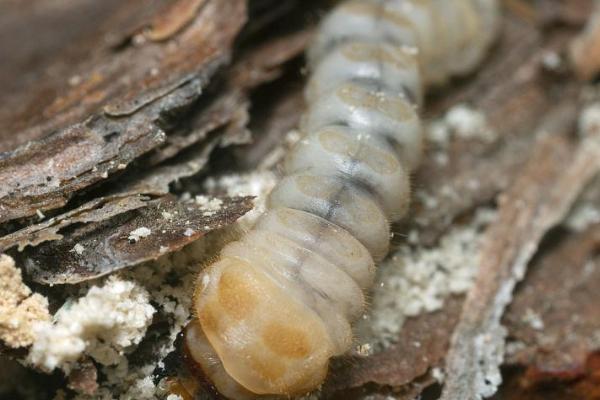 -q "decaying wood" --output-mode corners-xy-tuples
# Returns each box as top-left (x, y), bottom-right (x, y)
(325, 297), (463, 395)
(17, 195), (253, 285)
(0, 0), (246, 224)
(440, 107), (600, 399)
(504, 224), (600, 378)
(0, 0), (310, 285)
